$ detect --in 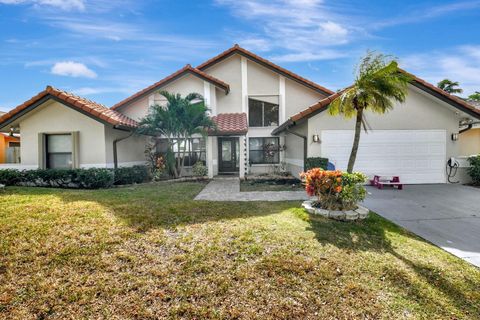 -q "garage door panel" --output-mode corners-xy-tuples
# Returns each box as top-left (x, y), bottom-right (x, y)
(321, 130), (446, 184)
